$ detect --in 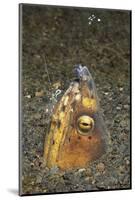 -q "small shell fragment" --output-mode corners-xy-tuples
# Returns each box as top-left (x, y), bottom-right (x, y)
(52, 81), (61, 89)
(35, 90), (44, 97)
